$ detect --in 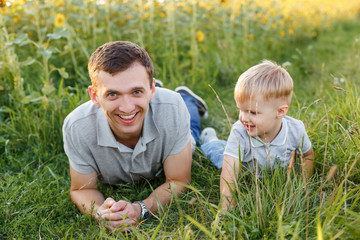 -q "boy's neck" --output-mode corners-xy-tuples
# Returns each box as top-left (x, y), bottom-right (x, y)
(258, 120), (283, 143)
